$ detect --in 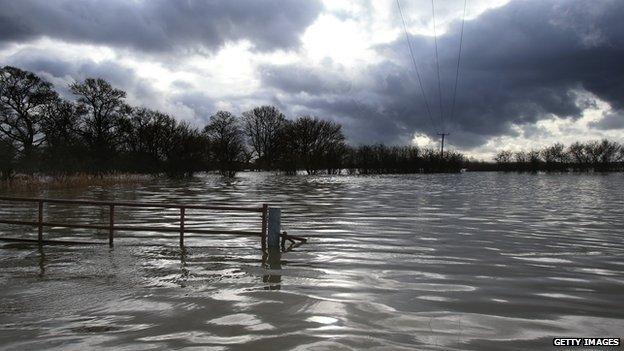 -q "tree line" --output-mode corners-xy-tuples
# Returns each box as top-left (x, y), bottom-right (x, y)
(1, 65), (464, 180)
(493, 140), (624, 172)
